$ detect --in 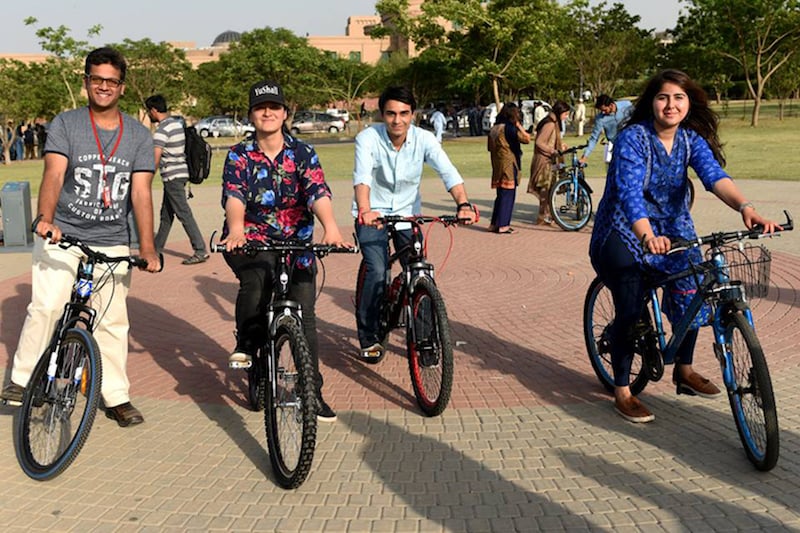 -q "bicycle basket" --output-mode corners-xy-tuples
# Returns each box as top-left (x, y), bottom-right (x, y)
(709, 243), (772, 299)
